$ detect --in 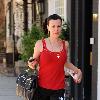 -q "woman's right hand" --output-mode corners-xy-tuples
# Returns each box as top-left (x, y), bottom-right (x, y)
(28, 58), (38, 69)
